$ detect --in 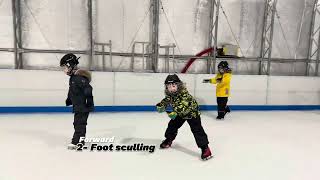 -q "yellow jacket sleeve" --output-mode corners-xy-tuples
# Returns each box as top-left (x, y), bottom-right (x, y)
(209, 74), (219, 84)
